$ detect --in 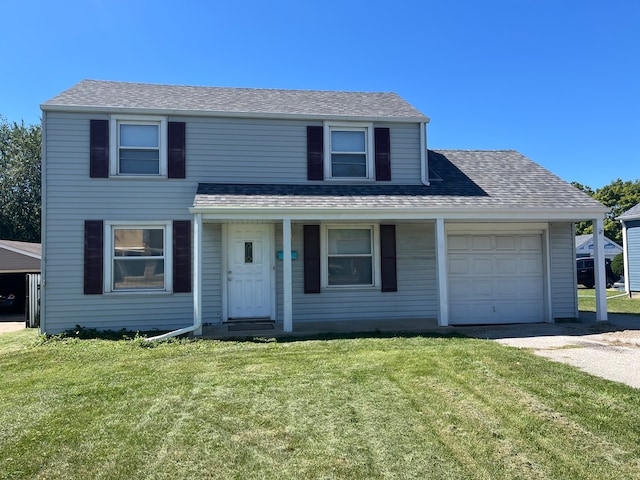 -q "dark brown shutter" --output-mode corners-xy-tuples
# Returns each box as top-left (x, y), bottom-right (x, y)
(307, 126), (324, 181)
(168, 122), (186, 179)
(84, 220), (104, 294)
(173, 220), (191, 293)
(90, 120), (109, 178)
(303, 225), (321, 293)
(374, 127), (391, 181)
(380, 224), (397, 292)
